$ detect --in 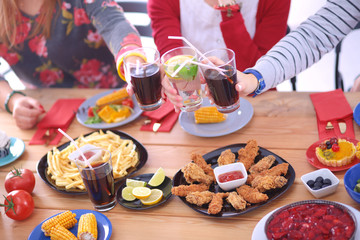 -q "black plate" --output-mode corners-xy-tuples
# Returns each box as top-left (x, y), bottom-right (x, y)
(116, 173), (172, 210)
(37, 130), (148, 195)
(172, 143), (295, 217)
